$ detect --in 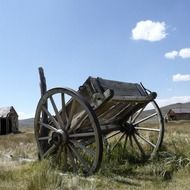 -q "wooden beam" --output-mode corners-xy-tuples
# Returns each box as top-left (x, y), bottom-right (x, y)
(38, 67), (47, 97)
